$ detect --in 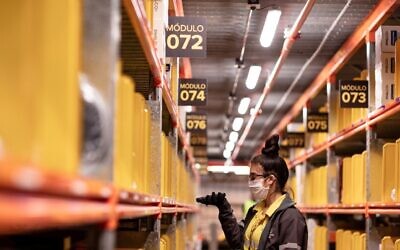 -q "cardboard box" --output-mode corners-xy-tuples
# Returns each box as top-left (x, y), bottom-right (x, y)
(375, 25), (400, 53)
(375, 52), (395, 107)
